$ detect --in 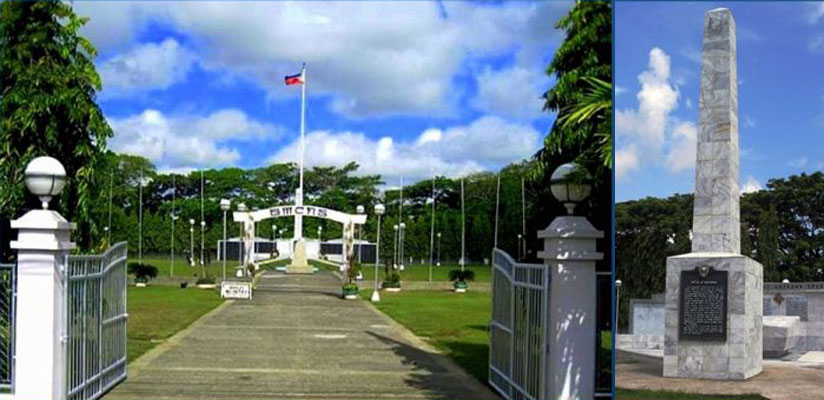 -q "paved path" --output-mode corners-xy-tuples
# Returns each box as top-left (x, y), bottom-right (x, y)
(617, 349), (824, 400)
(105, 270), (498, 400)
